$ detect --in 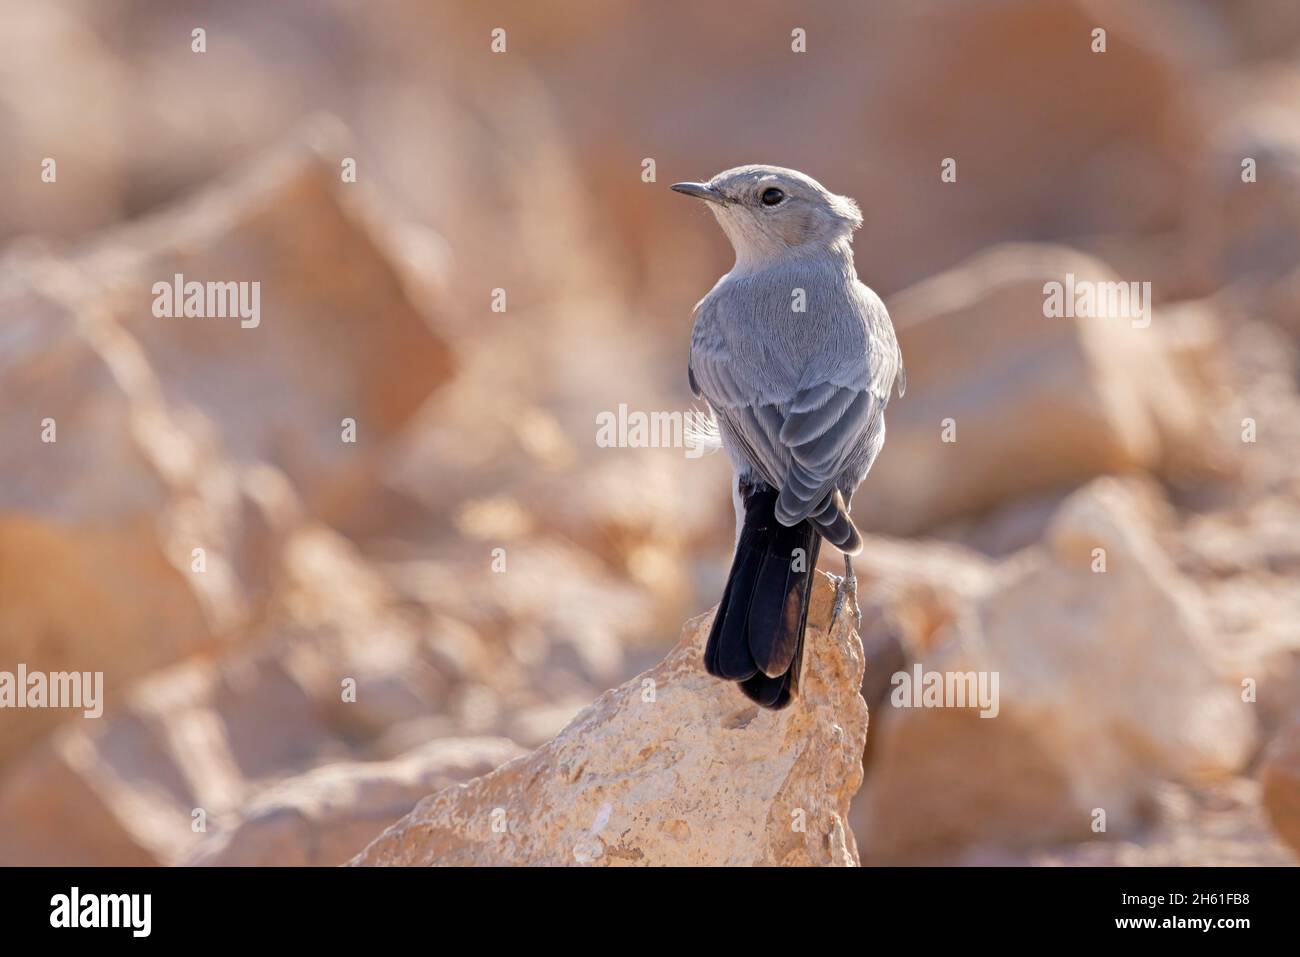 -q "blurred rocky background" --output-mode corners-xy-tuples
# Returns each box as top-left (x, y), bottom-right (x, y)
(0, 0), (1297, 865)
